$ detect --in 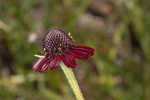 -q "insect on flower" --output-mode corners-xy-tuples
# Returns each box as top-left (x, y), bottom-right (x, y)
(33, 28), (94, 72)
